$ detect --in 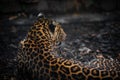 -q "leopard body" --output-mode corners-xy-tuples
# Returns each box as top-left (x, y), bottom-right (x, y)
(17, 15), (120, 80)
